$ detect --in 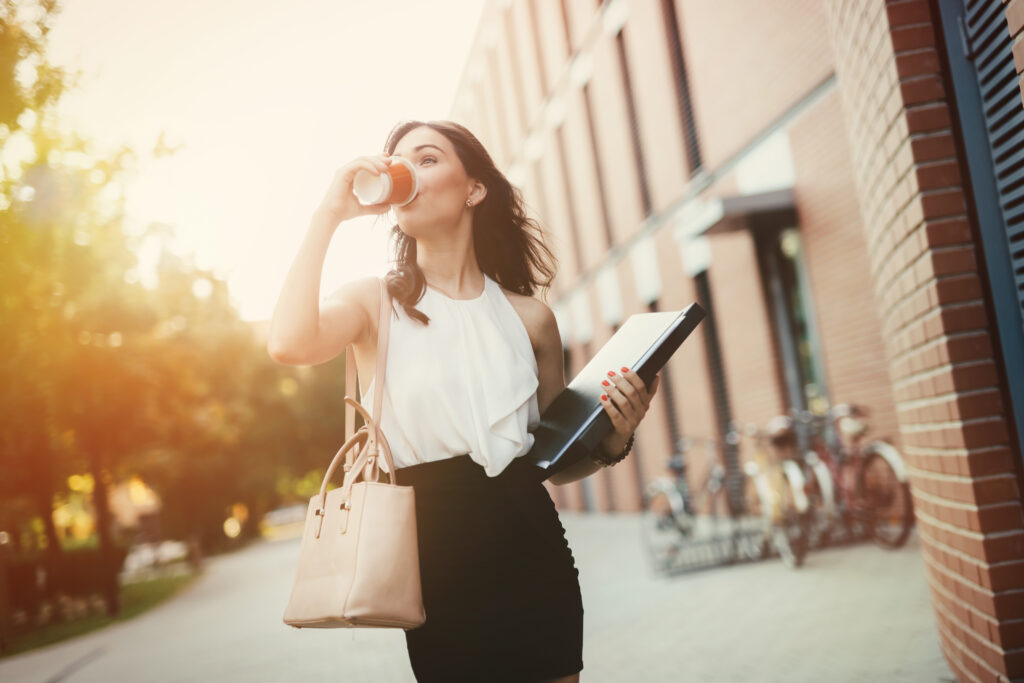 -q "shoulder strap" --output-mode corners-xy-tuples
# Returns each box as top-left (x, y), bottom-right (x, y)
(343, 277), (392, 469)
